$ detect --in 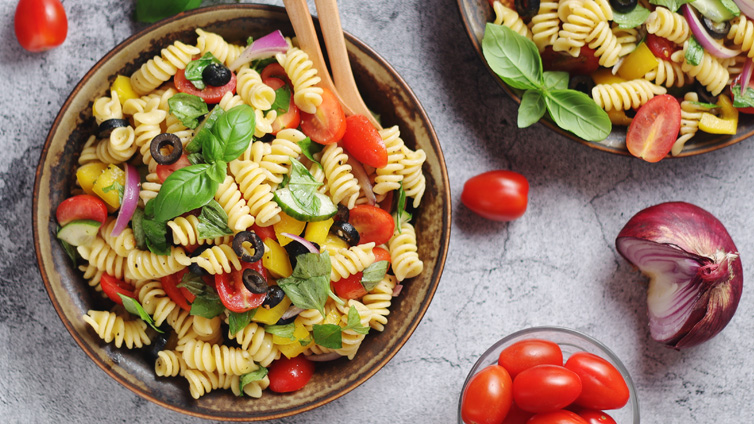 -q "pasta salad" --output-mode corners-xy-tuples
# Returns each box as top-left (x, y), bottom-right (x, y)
(55, 27), (427, 400)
